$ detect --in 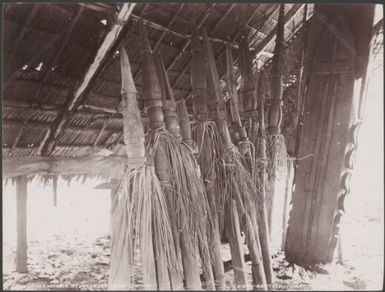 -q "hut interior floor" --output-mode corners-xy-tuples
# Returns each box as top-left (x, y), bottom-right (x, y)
(2, 176), (383, 291)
